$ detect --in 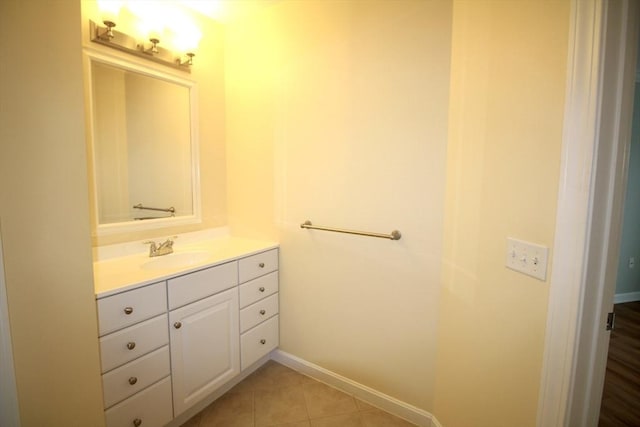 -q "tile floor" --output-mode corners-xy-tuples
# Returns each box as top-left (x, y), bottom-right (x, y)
(180, 360), (417, 427)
